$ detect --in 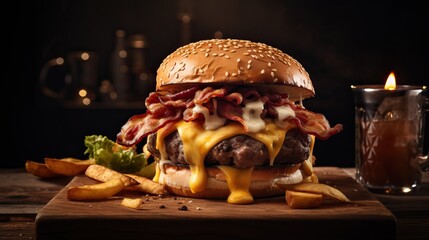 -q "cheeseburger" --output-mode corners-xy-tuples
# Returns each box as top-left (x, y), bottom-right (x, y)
(116, 39), (343, 204)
